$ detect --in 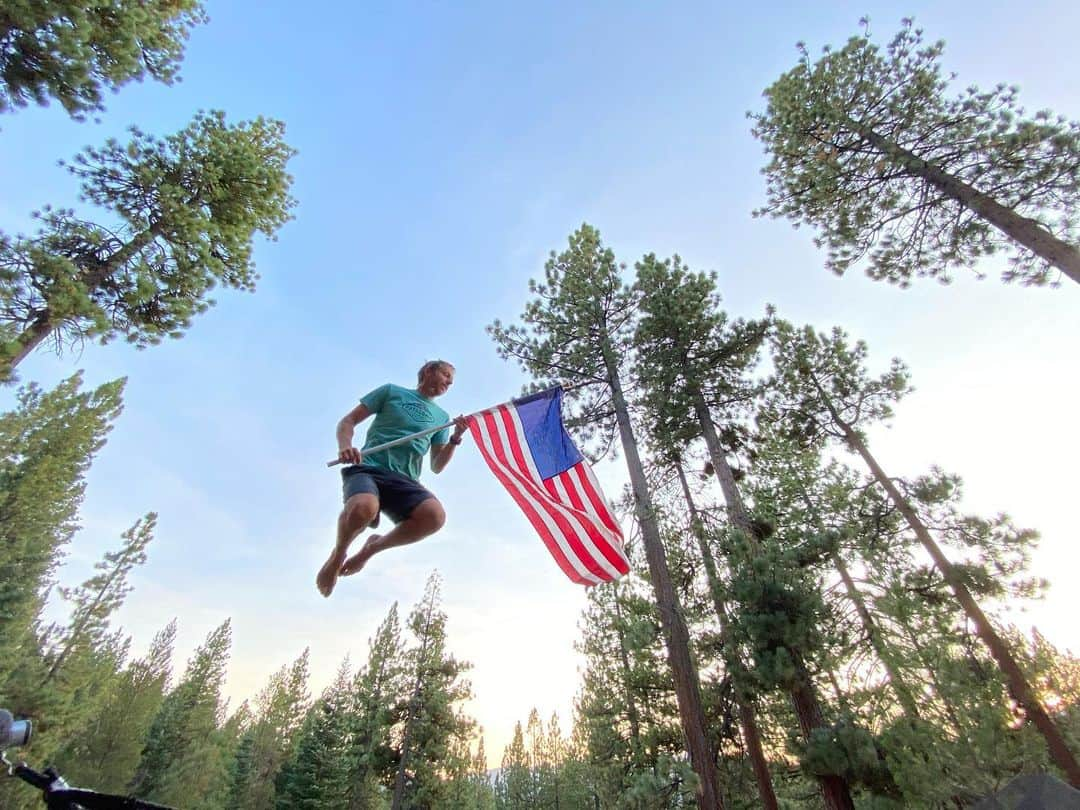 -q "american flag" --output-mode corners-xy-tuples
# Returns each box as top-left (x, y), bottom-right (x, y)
(466, 386), (629, 585)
